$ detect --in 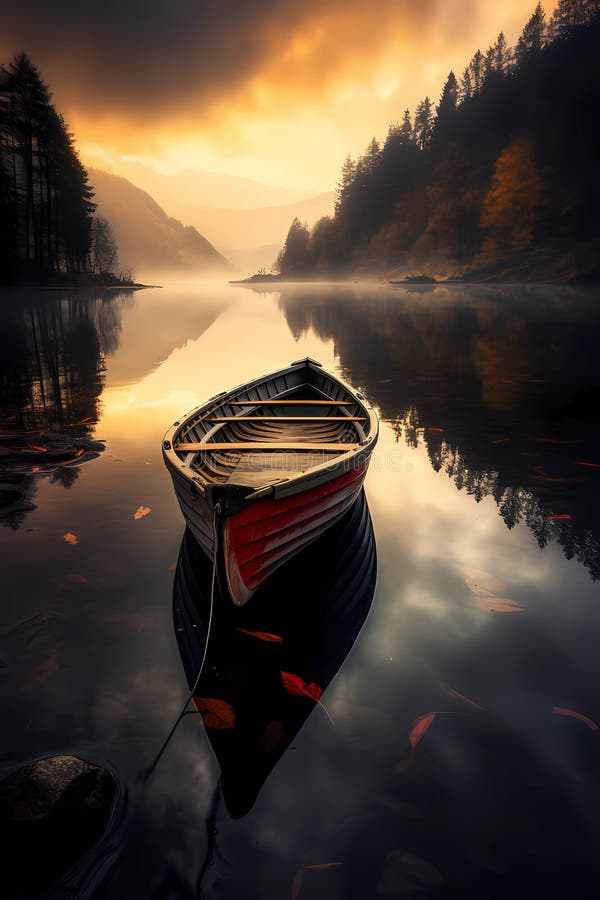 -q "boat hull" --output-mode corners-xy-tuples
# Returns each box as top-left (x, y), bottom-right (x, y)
(168, 455), (371, 606)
